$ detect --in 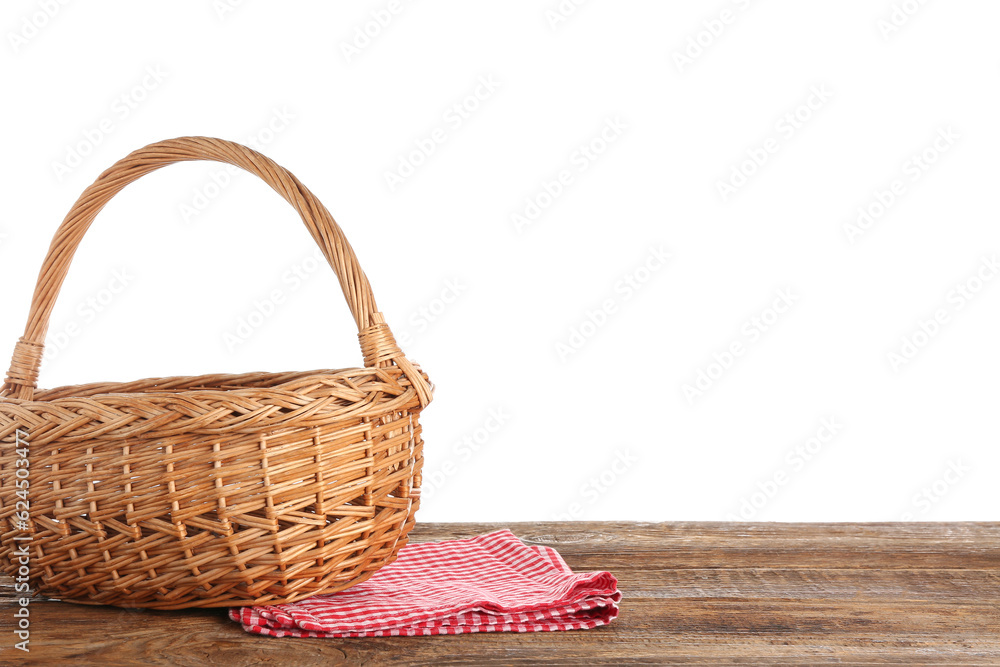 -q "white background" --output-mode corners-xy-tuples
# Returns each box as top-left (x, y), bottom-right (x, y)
(1, 1), (997, 522)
